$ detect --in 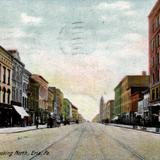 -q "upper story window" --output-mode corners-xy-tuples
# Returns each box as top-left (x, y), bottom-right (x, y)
(12, 66), (16, 80)
(156, 34), (159, 48)
(157, 69), (159, 82)
(3, 87), (6, 103)
(7, 89), (10, 104)
(152, 73), (155, 85)
(151, 56), (154, 67)
(3, 66), (6, 84)
(0, 64), (1, 82)
(151, 39), (155, 51)
(156, 88), (159, 99)
(152, 23), (155, 33)
(12, 87), (15, 101)
(156, 16), (159, 29)
(7, 69), (10, 85)
(156, 52), (159, 65)
(152, 89), (155, 101)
